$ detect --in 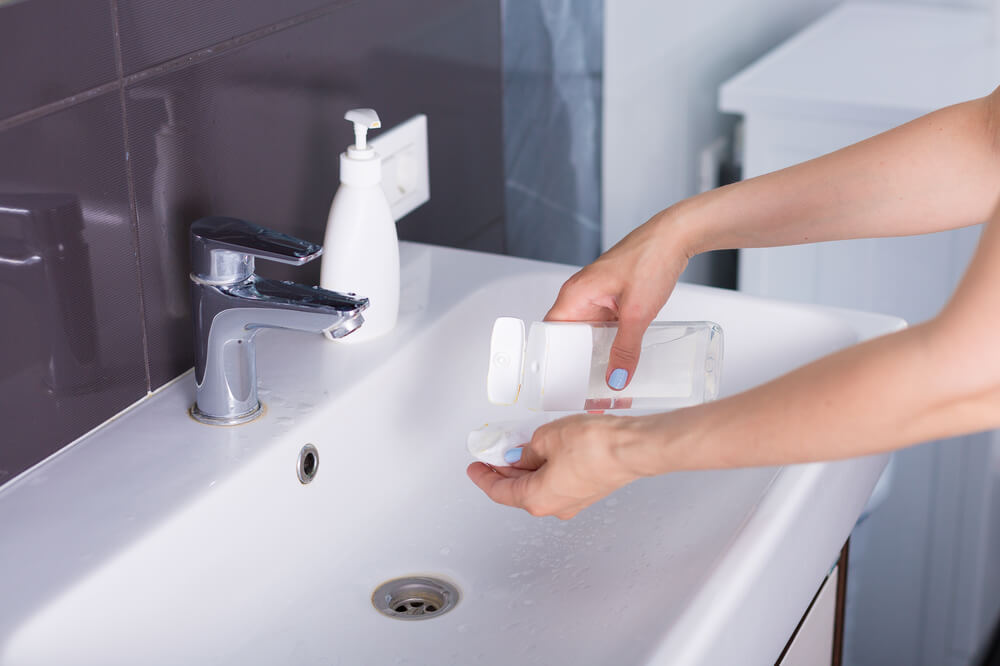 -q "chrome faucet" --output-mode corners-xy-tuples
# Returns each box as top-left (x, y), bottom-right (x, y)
(189, 216), (368, 425)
